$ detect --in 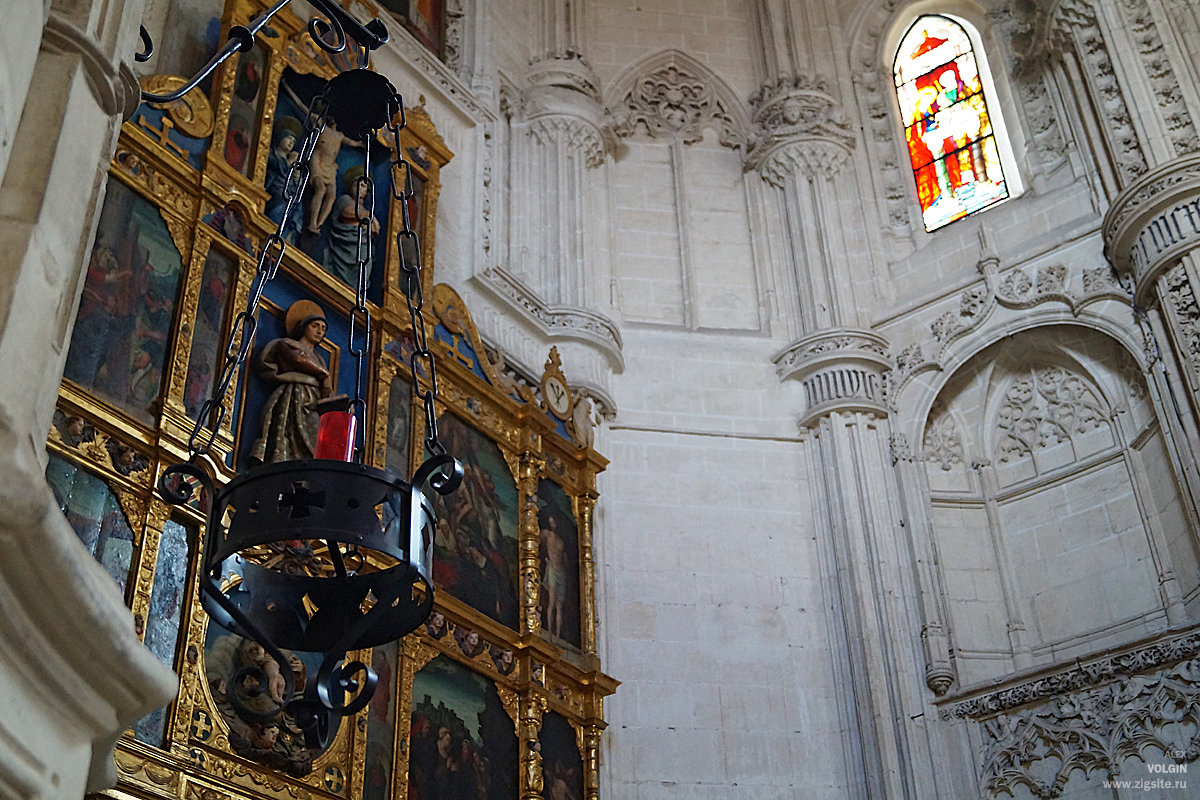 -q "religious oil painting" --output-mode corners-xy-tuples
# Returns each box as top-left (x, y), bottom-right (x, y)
(363, 641), (399, 800)
(225, 45), (266, 175)
(430, 412), (520, 630)
(894, 15), (1008, 231)
(63, 179), (184, 424)
(408, 655), (518, 800)
(185, 247), (237, 417)
(268, 67), (390, 303)
(398, 163), (426, 283)
(539, 712), (583, 800)
(378, 0), (444, 55)
(202, 626), (332, 777)
(45, 454), (135, 596)
(134, 517), (192, 746)
(384, 373), (413, 473)
(538, 479), (581, 647)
